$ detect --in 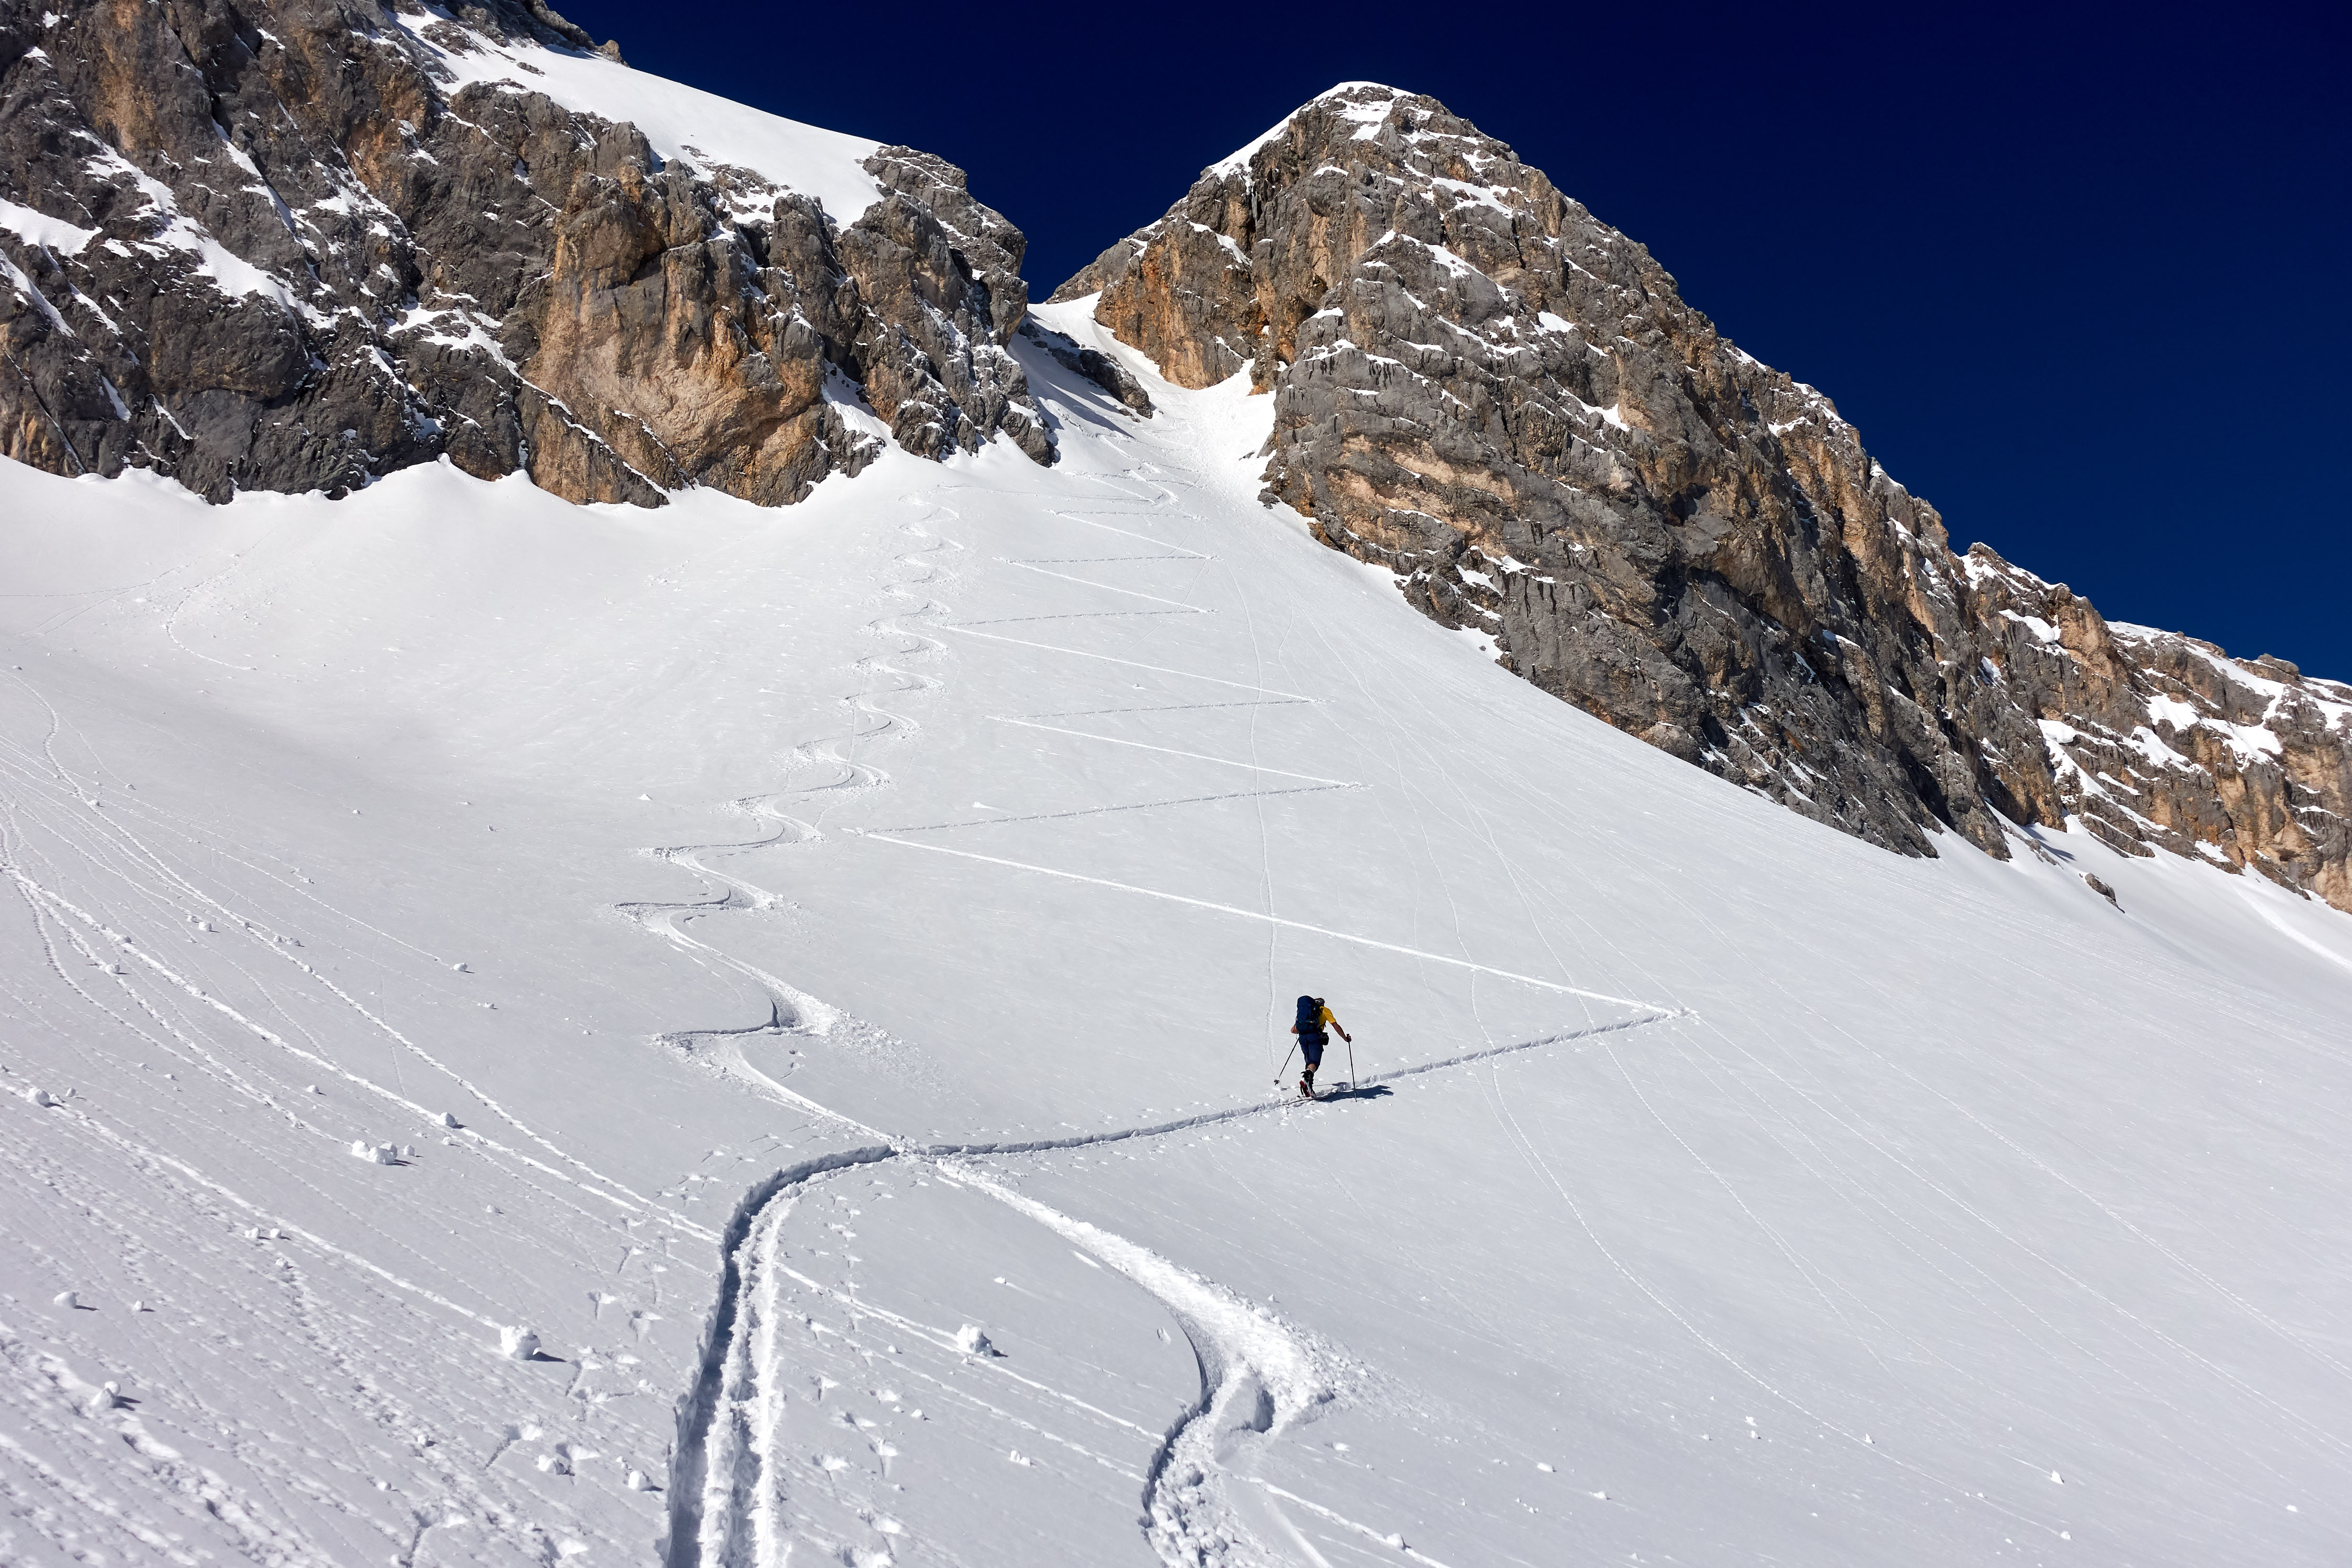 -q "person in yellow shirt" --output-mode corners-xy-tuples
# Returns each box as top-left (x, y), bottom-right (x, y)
(1289, 995), (1351, 1099)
